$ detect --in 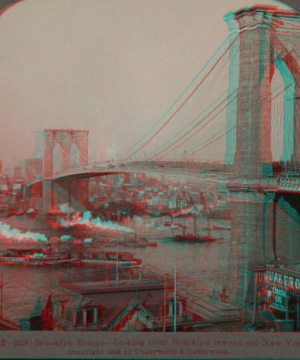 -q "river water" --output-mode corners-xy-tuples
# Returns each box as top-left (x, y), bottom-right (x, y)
(0, 214), (233, 323)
